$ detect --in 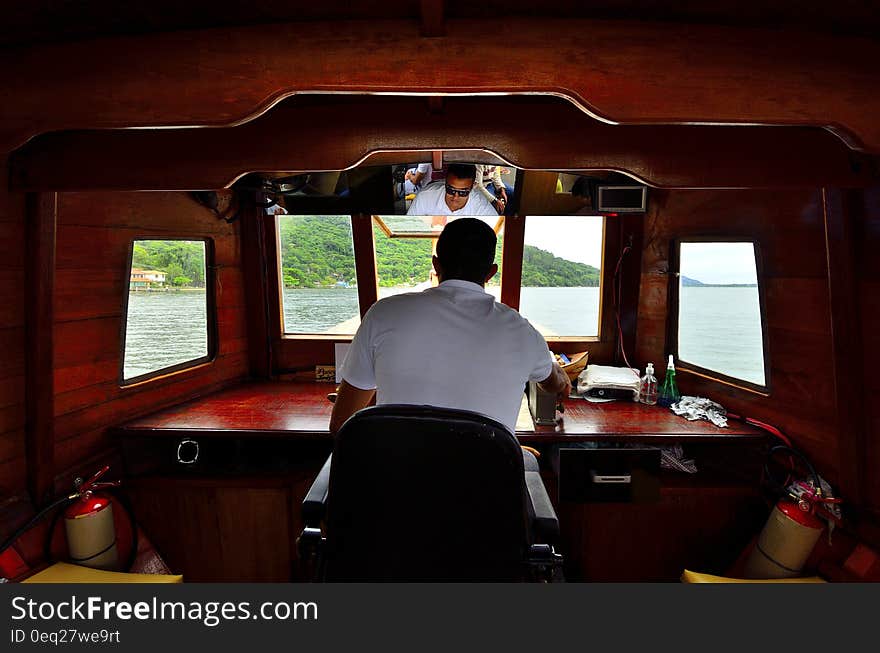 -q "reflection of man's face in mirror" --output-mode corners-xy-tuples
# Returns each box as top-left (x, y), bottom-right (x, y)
(444, 174), (474, 212)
